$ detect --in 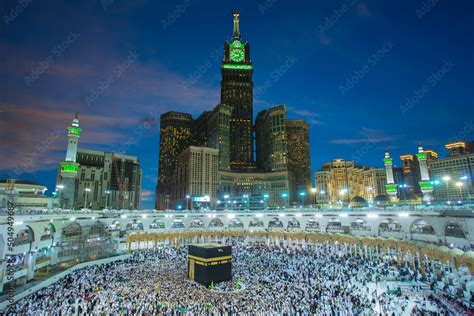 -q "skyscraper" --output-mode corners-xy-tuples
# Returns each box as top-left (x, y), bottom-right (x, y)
(221, 11), (254, 171)
(286, 119), (312, 203)
(206, 104), (231, 171)
(255, 105), (288, 172)
(156, 111), (193, 209)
